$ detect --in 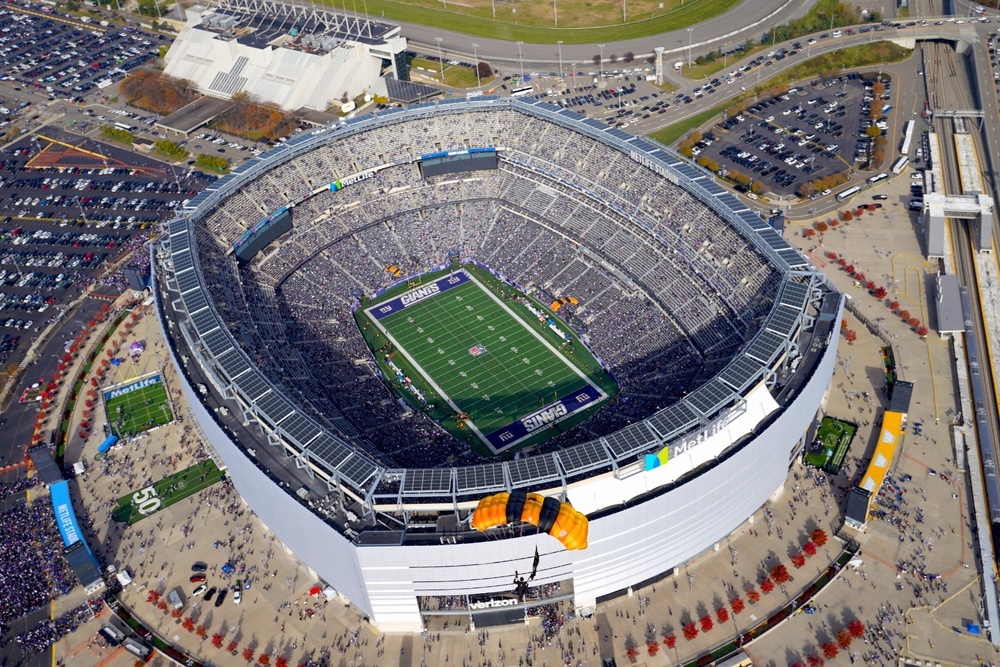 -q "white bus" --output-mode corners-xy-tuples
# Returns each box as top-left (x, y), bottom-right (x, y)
(510, 86), (534, 97)
(891, 156), (909, 174)
(866, 172), (888, 186)
(113, 121), (135, 132)
(836, 185), (861, 202)
(900, 120), (915, 155)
